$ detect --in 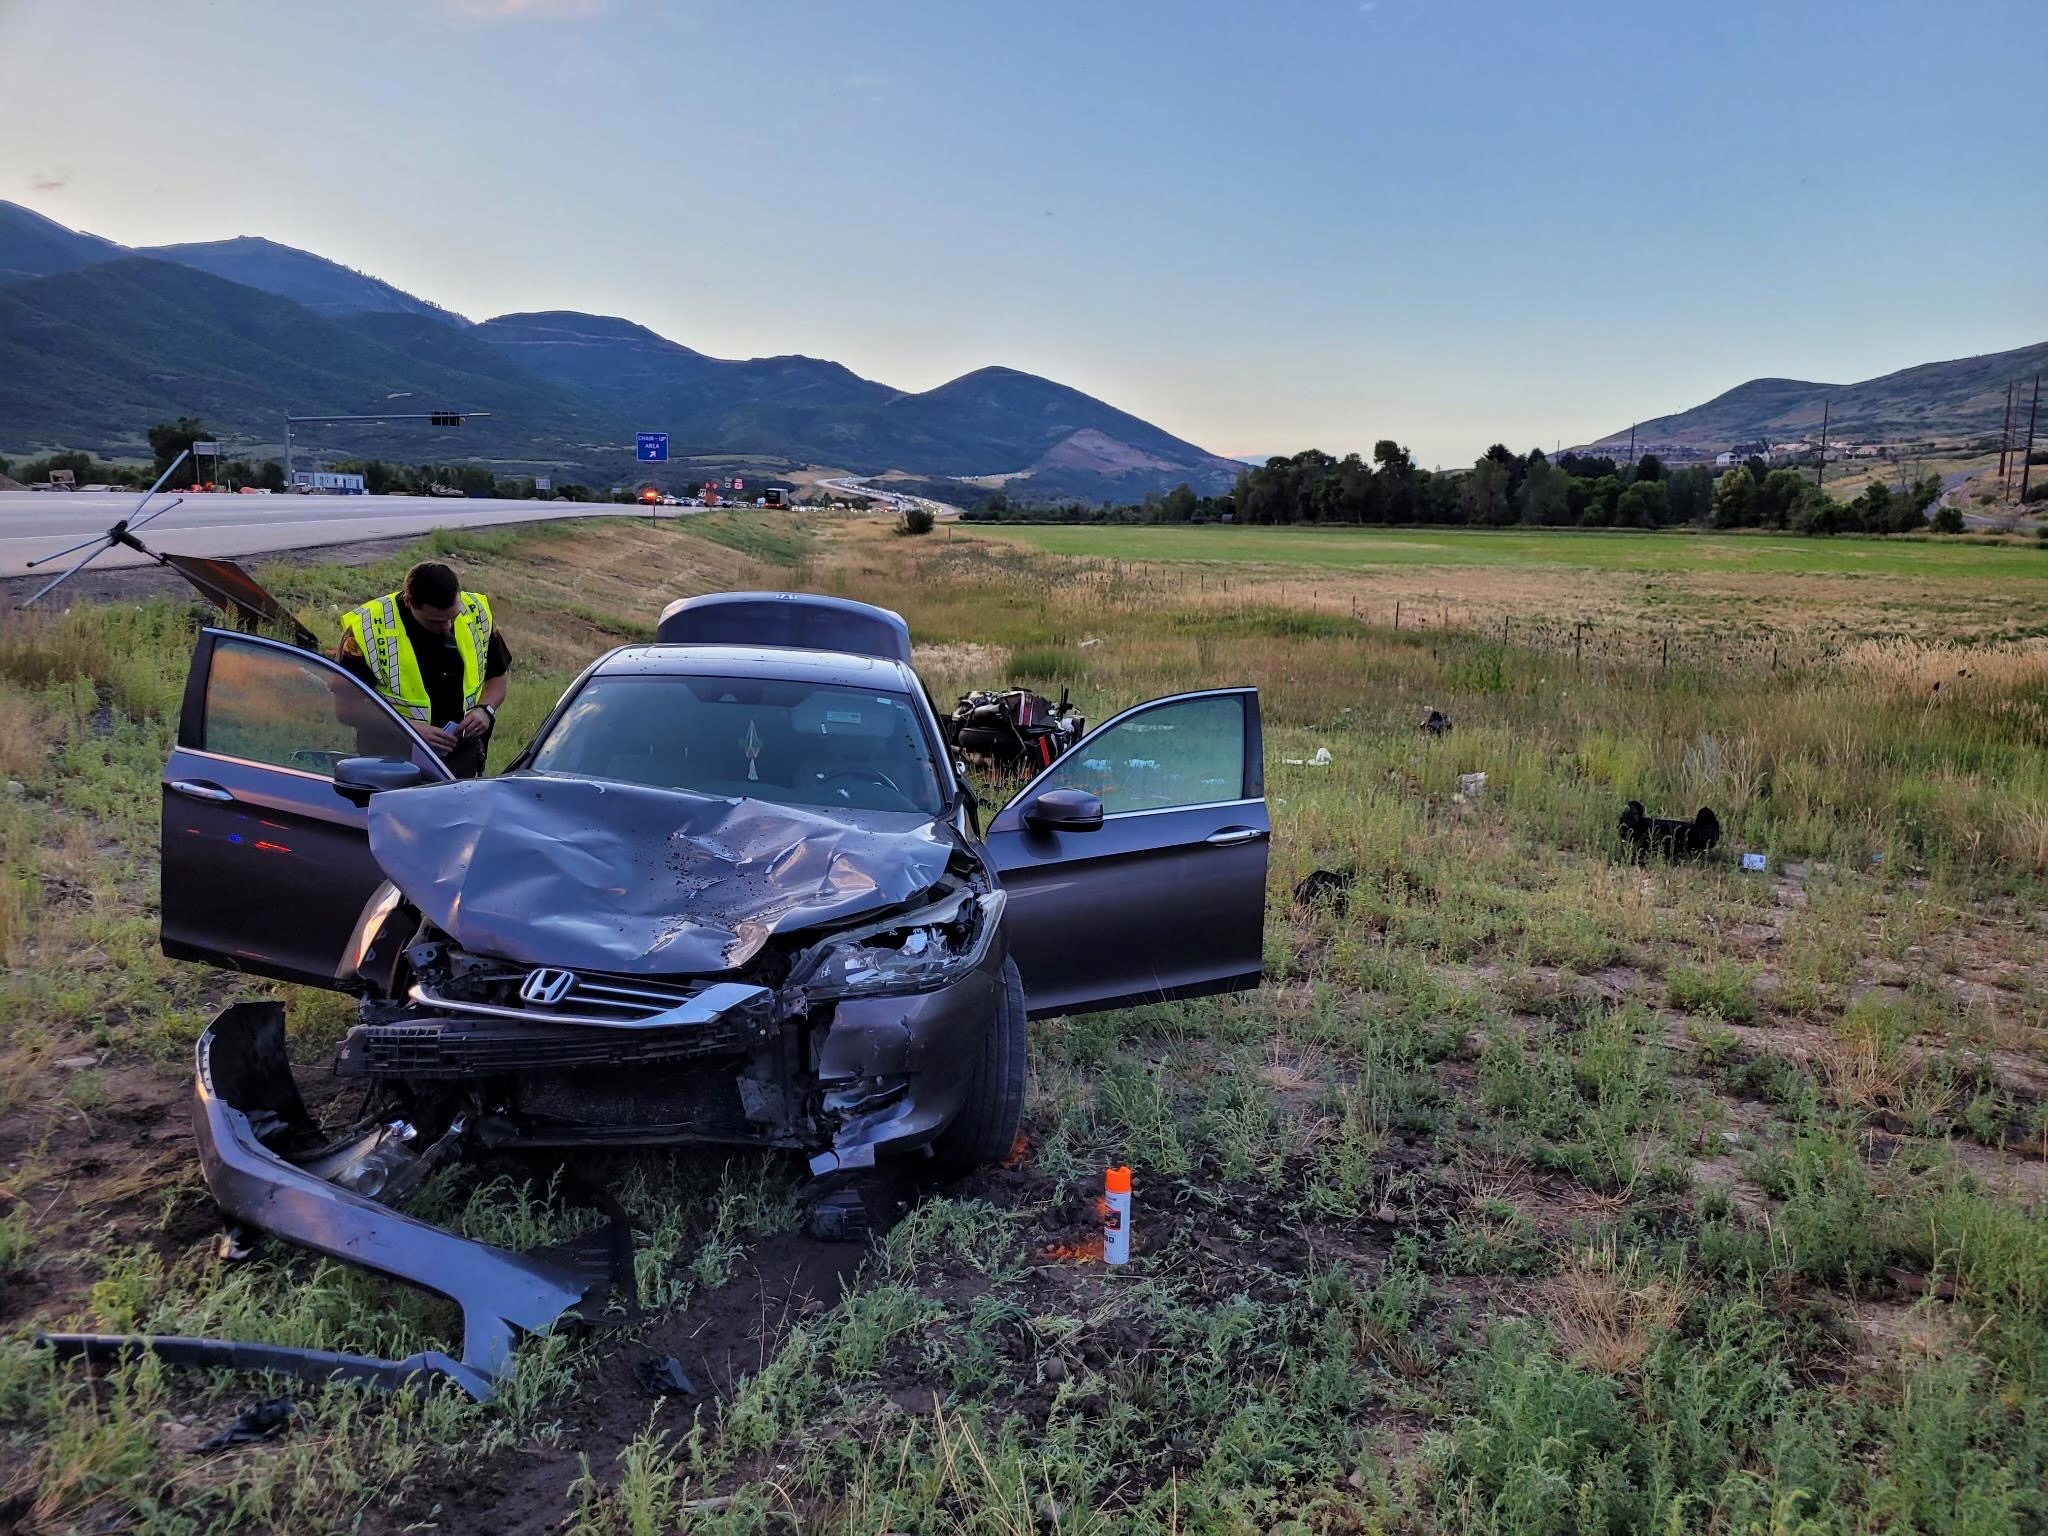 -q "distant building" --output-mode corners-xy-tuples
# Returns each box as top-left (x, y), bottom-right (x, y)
(1715, 452), (1743, 469)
